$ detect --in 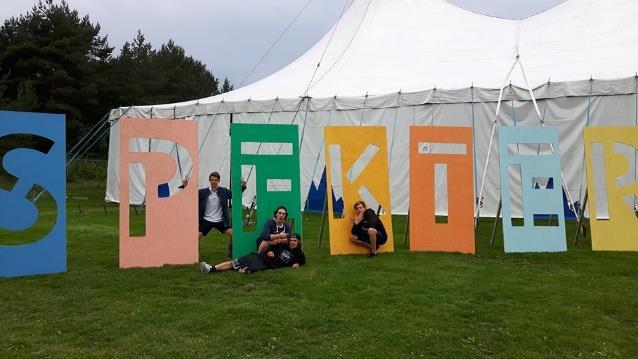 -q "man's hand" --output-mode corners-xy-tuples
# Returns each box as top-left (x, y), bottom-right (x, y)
(178, 176), (190, 189)
(267, 251), (275, 258)
(292, 263), (300, 269)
